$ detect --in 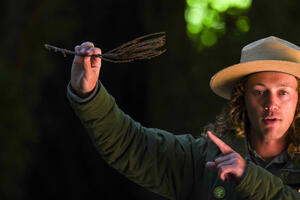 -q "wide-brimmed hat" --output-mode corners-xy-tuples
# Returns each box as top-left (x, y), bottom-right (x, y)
(210, 36), (300, 100)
